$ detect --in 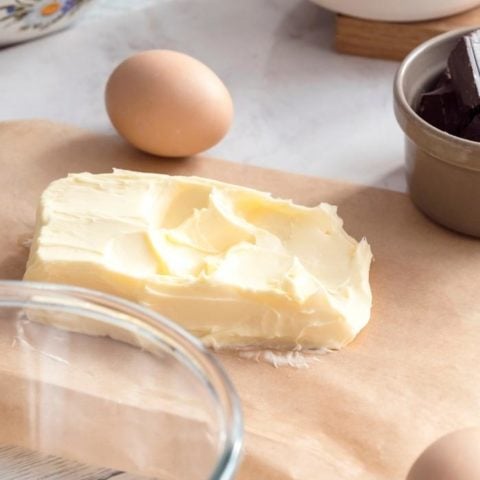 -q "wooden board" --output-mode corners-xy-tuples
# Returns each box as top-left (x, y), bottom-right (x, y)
(1, 120), (480, 480)
(335, 7), (480, 61)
